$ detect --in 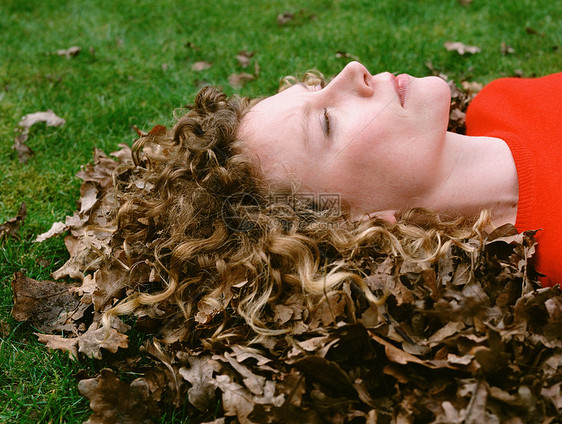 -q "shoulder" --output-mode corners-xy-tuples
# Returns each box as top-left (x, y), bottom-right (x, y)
(467, 73), (562, 129)
(476, 72), (562, 101)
